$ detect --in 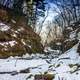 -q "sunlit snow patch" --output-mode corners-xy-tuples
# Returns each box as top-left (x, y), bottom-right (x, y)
(0, 23), (10, 31)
